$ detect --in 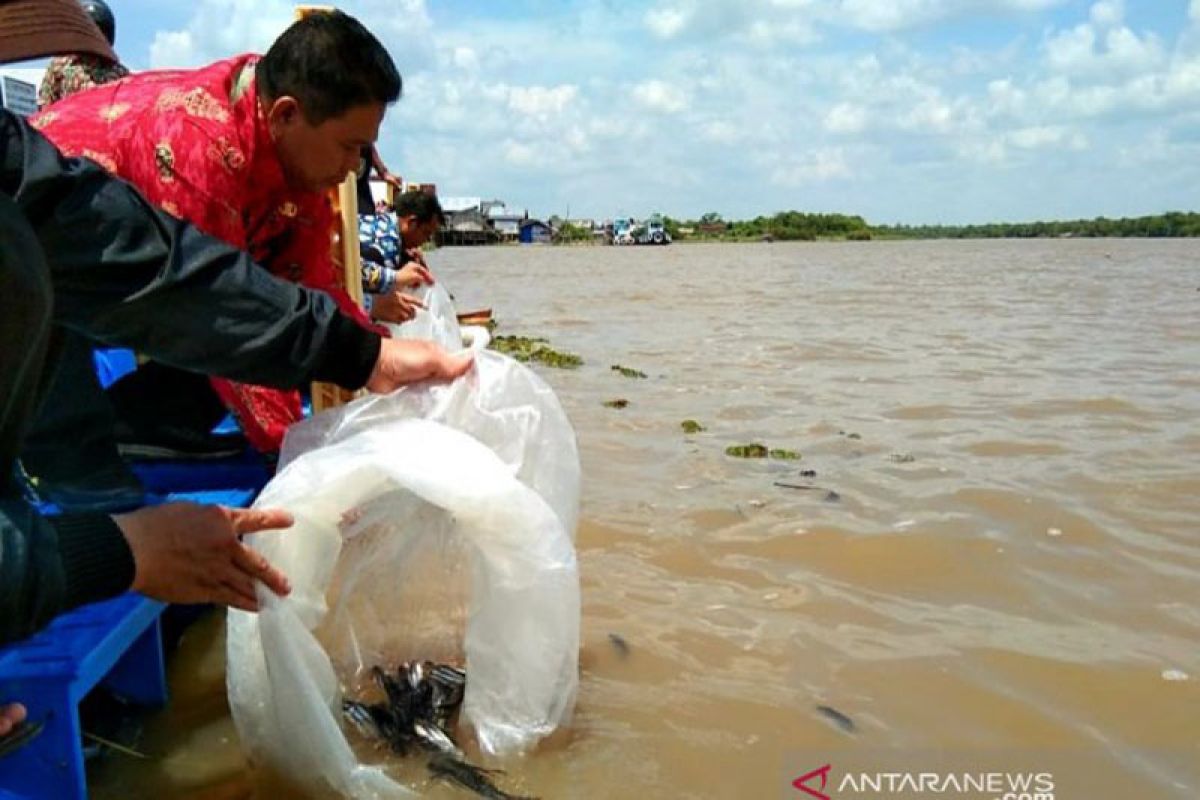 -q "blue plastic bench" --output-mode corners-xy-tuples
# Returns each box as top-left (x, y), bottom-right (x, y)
(0, 487), (261, 799)
(0, 350), (273, 798)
